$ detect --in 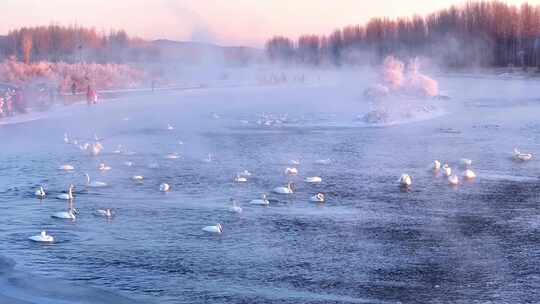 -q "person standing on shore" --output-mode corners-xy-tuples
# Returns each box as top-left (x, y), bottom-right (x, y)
(86, 85), (92, 105)
(71, 82), (77, 95)
(86, 85), (98, 105)
(14, 88), (26, 113)
(5, 92), (13, 116)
